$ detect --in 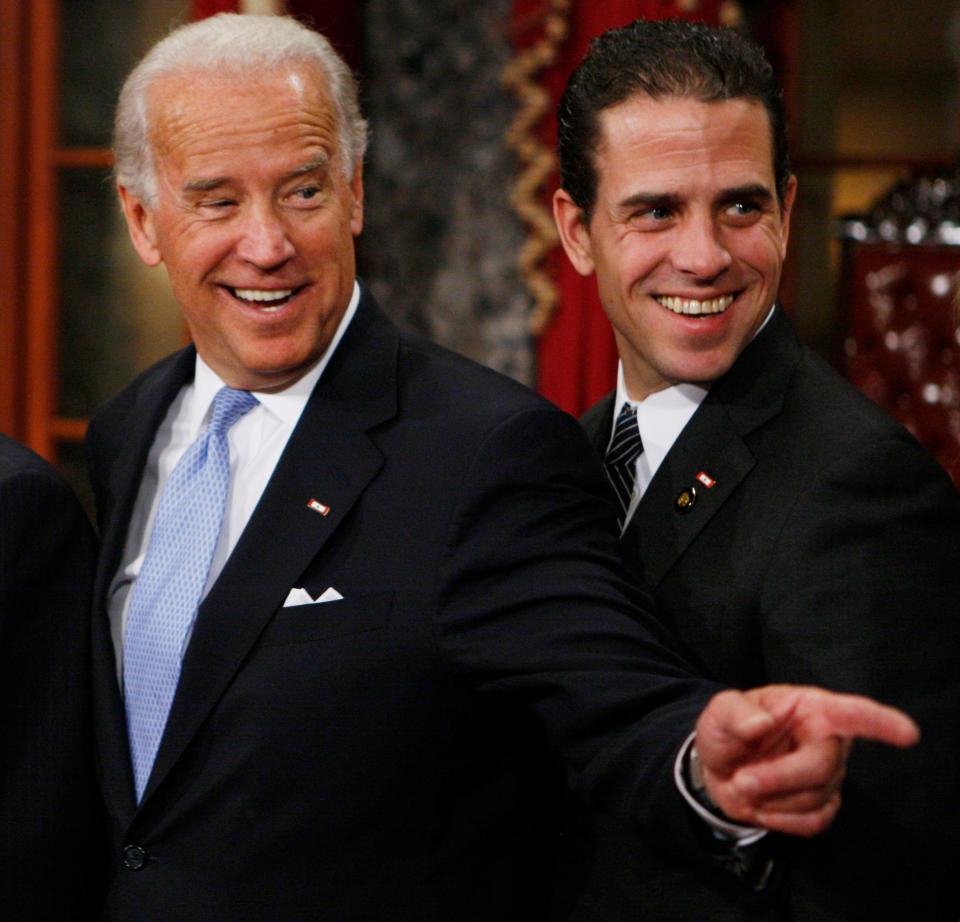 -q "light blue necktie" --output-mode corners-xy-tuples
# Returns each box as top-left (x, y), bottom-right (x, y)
(124, 386), (258, 802)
